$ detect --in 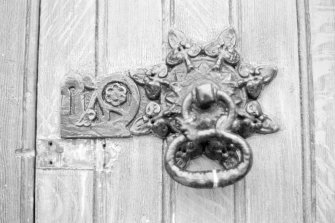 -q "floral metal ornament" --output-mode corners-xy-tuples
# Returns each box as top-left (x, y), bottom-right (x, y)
(60, 27), (279, 188)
